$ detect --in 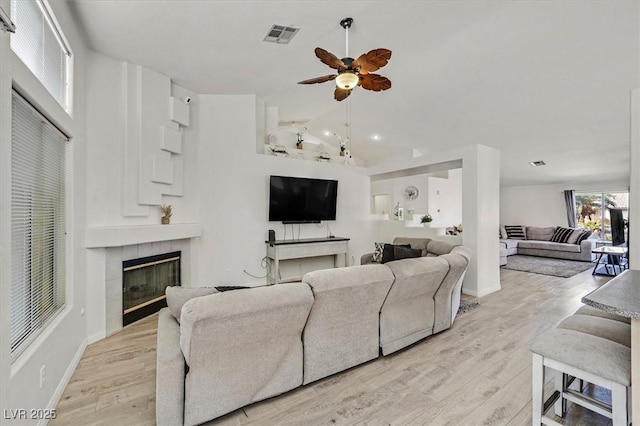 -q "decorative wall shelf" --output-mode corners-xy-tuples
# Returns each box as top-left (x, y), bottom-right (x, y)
(264, 144), (355, 166)
(86, 223), (201, 248)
